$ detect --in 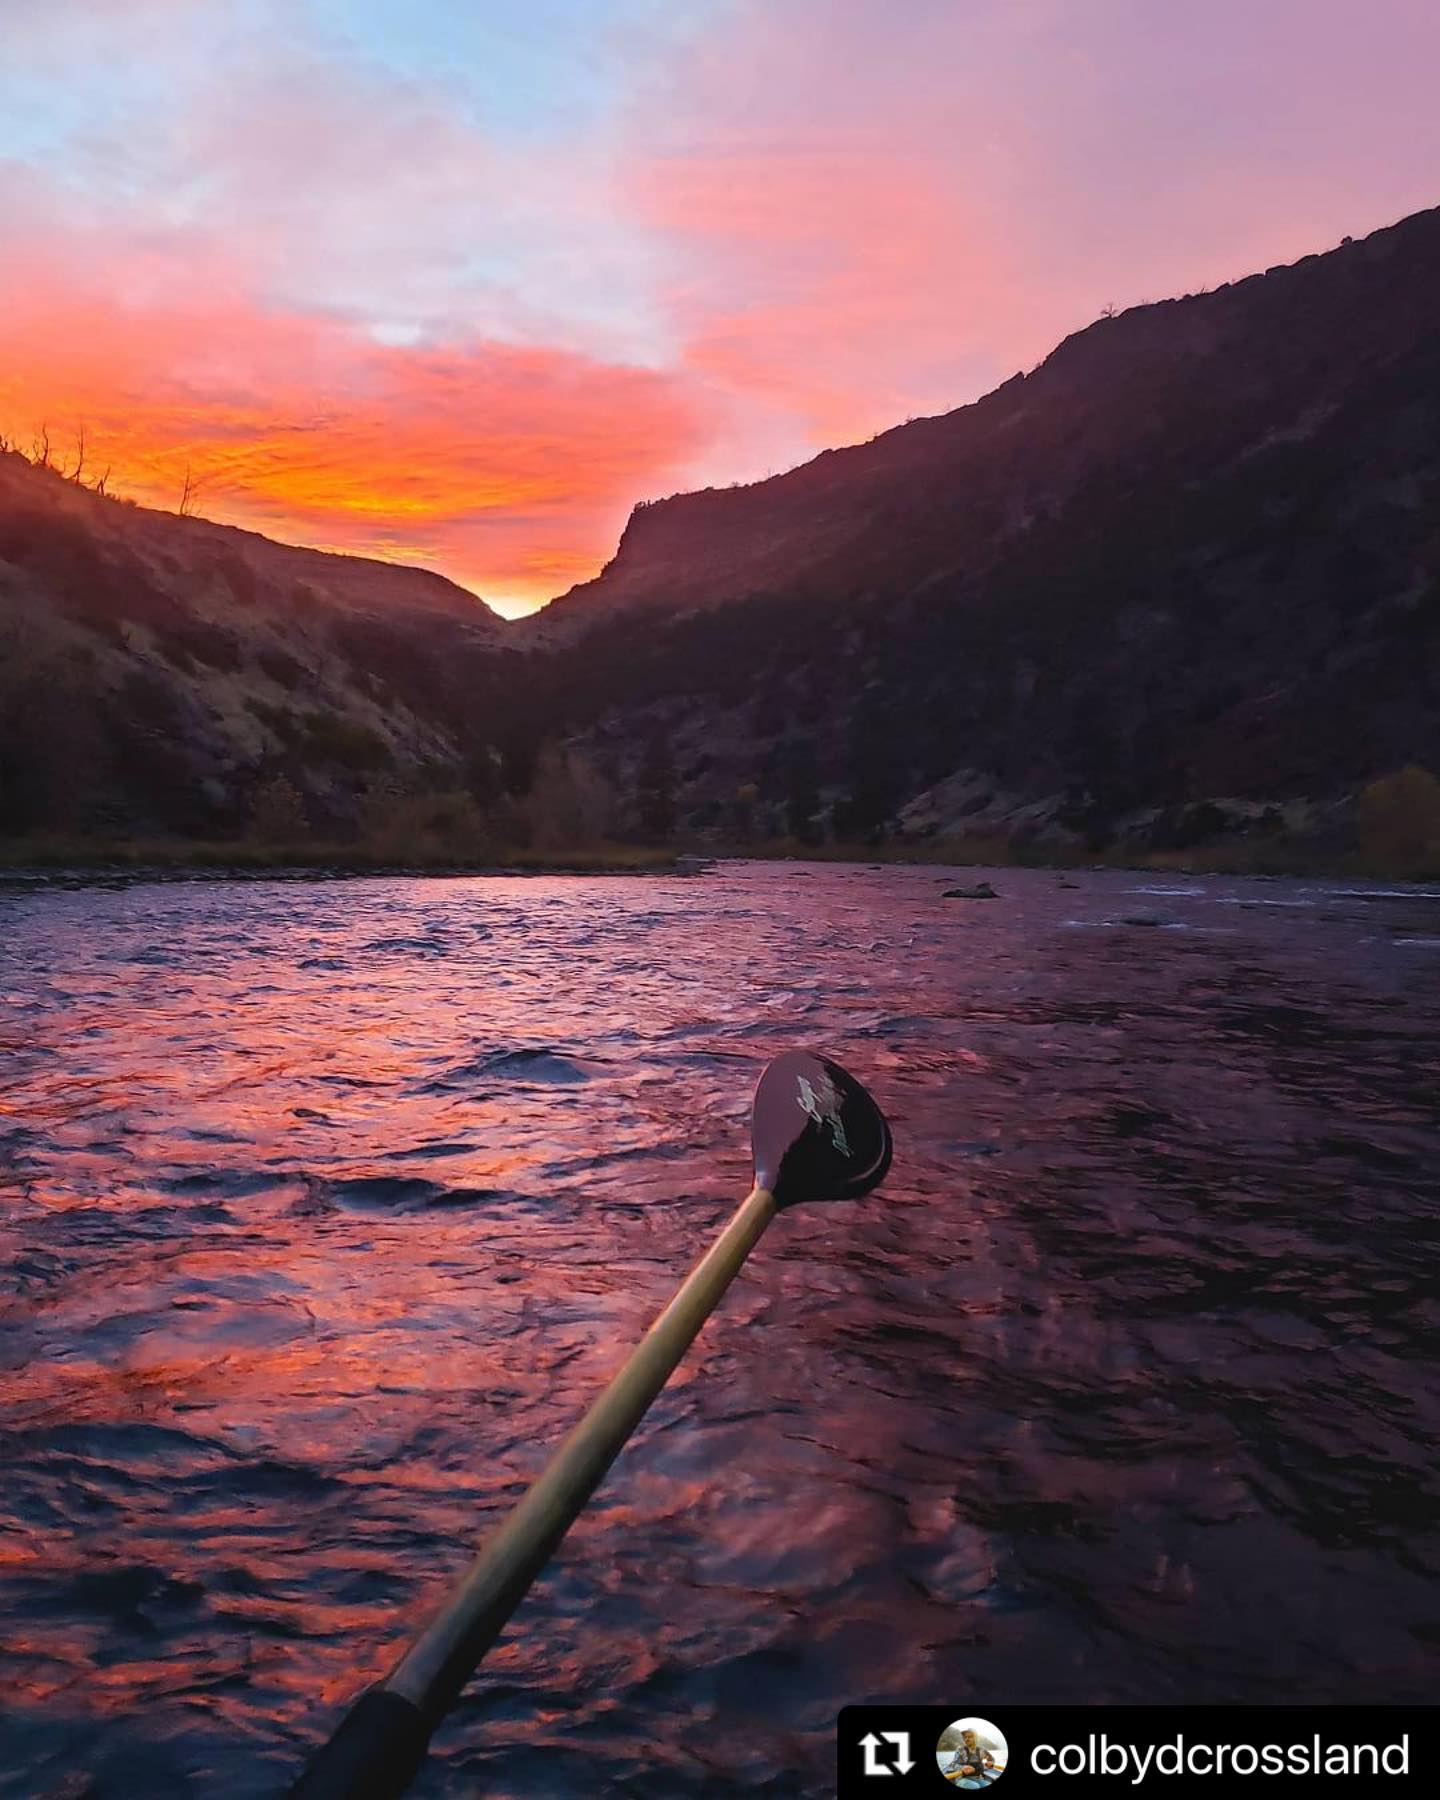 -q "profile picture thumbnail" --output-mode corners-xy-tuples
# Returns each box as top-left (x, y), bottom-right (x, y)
(937, 1716), (1008, 1788)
